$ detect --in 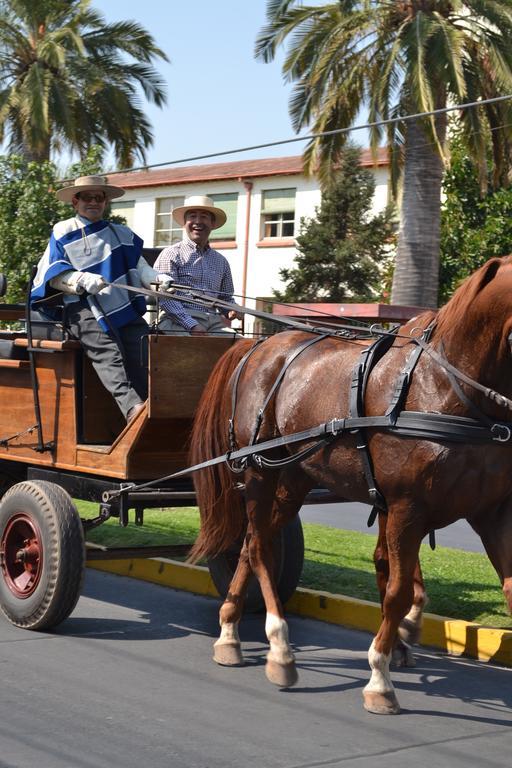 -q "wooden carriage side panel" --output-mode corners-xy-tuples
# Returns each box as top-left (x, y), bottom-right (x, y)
(0, 333), (238, 479)
(126, 418), (192, 479)
(148, 335), (237, 419)
(0, 362), (39, 459)
(43, 351), (79, 466)
(0, 348), (78, 467)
